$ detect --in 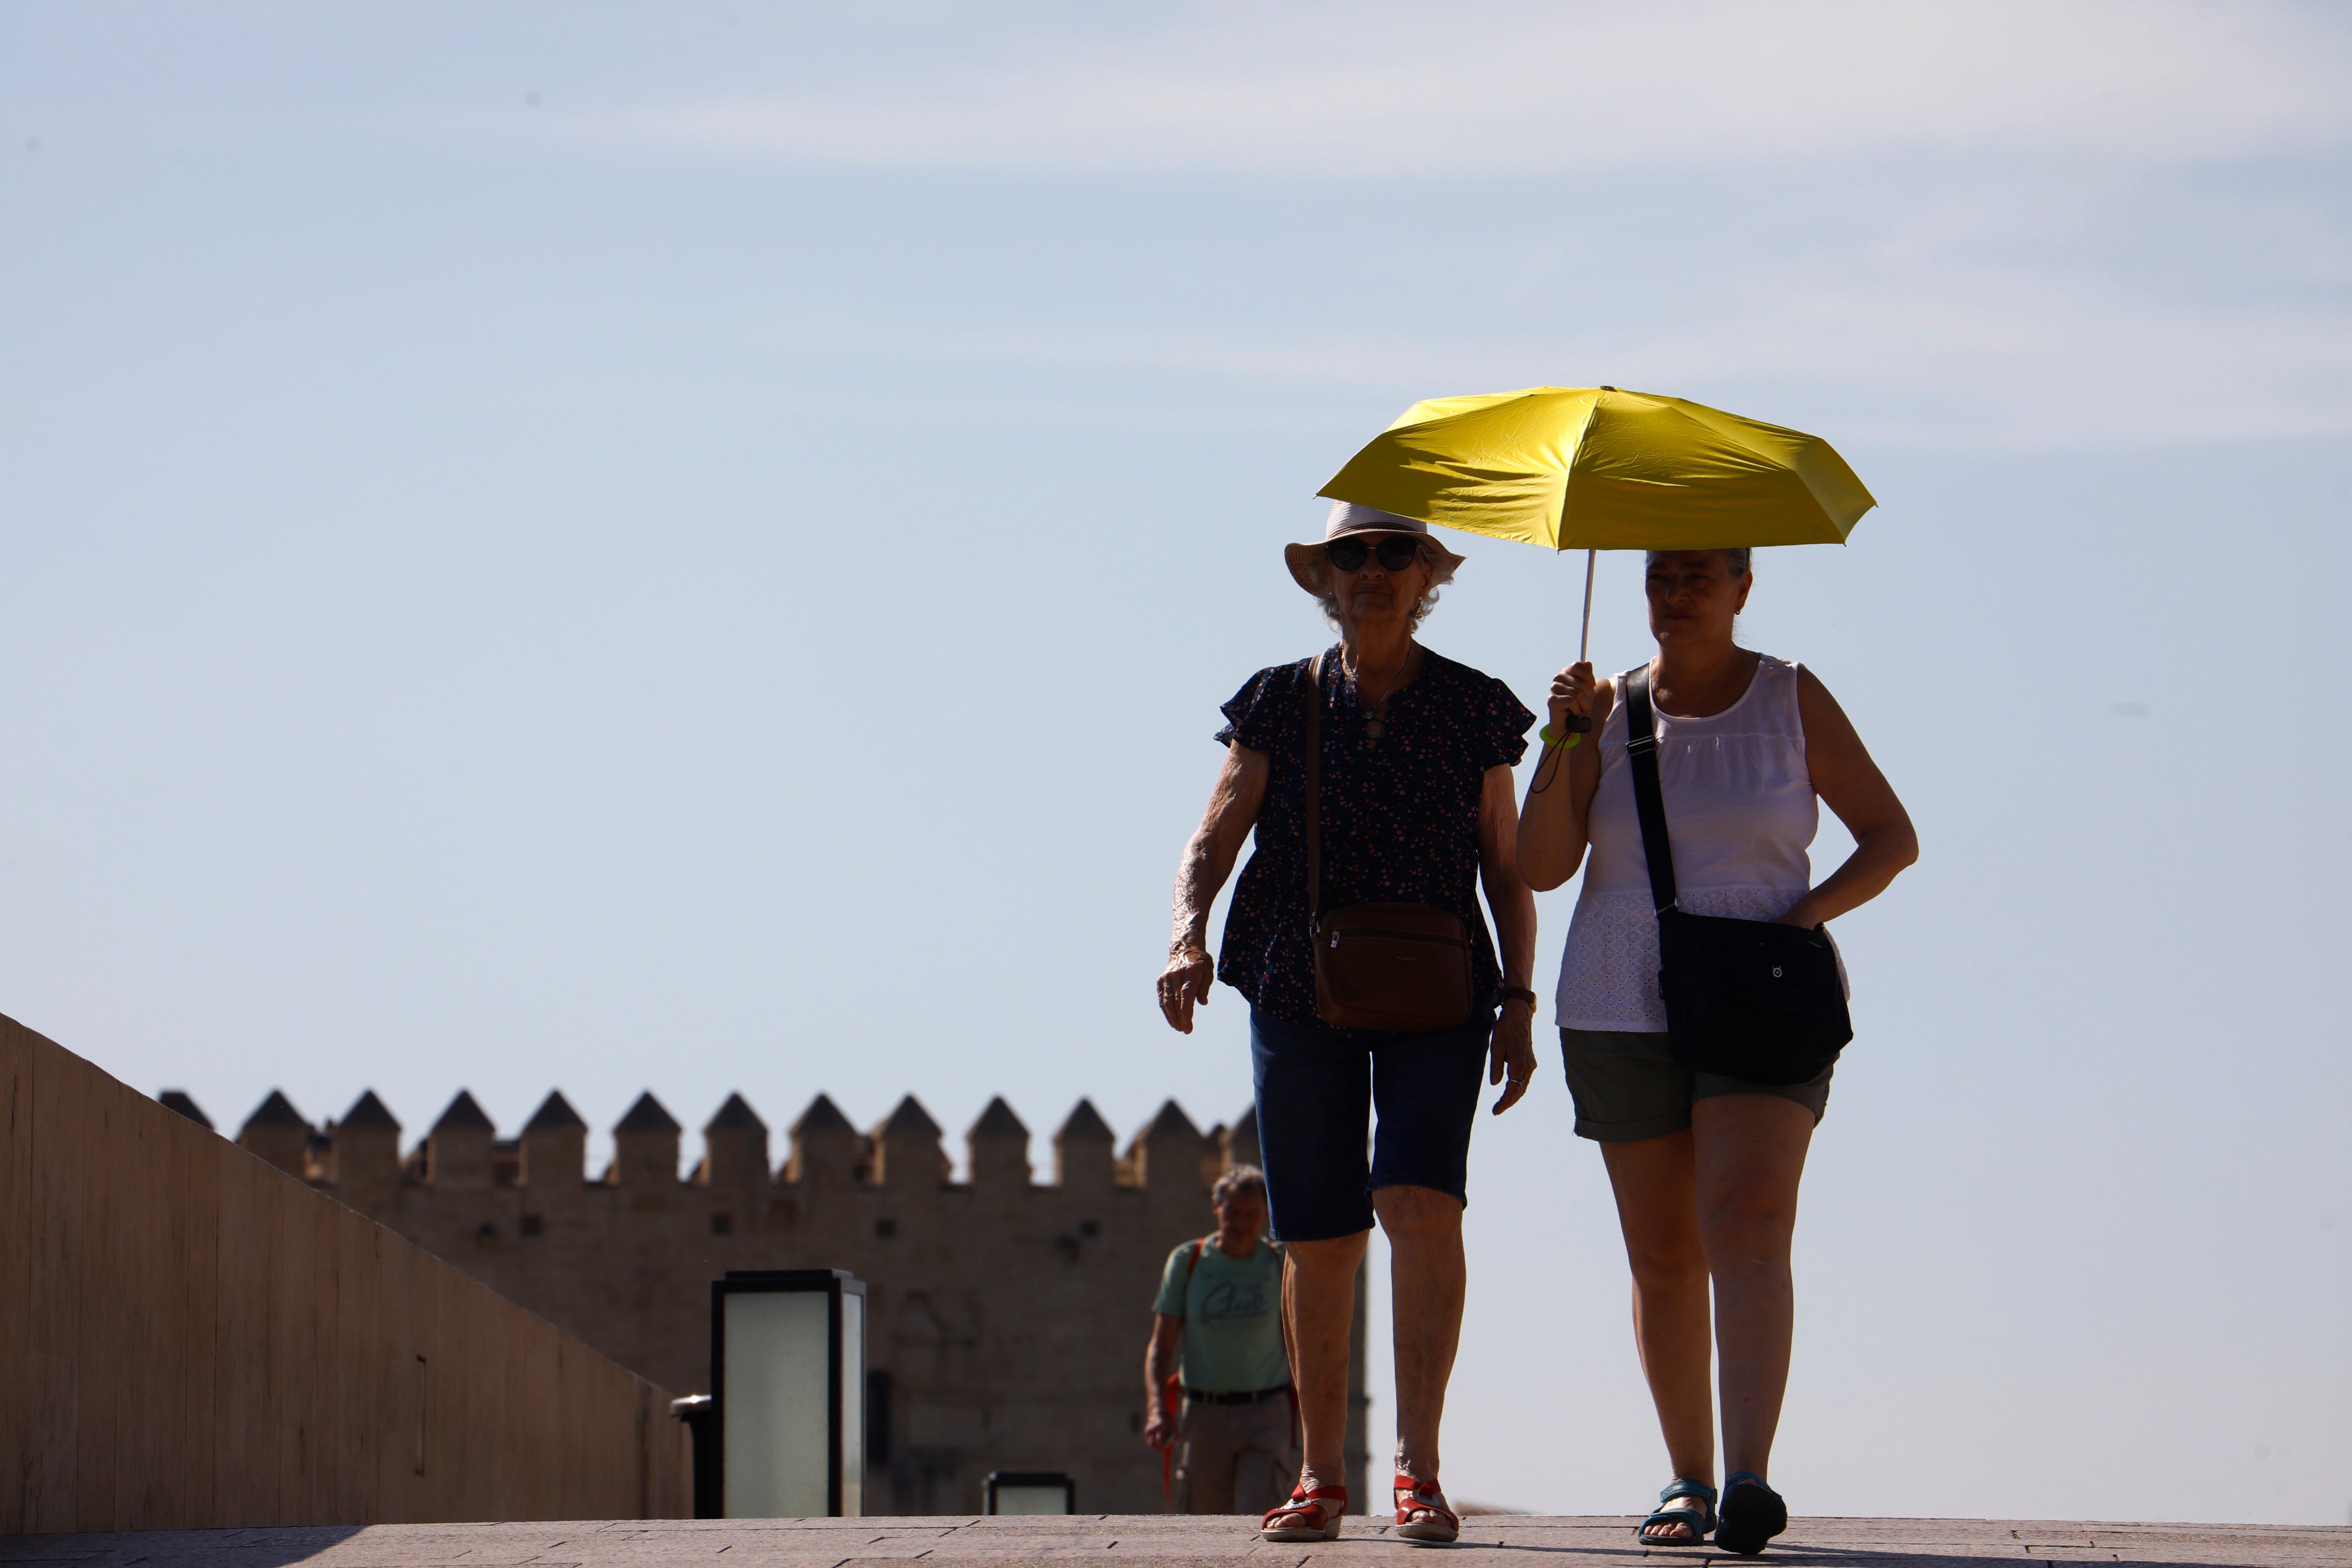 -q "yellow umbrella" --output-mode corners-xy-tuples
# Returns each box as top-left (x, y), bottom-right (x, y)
(1318, 384), (1876, 662)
